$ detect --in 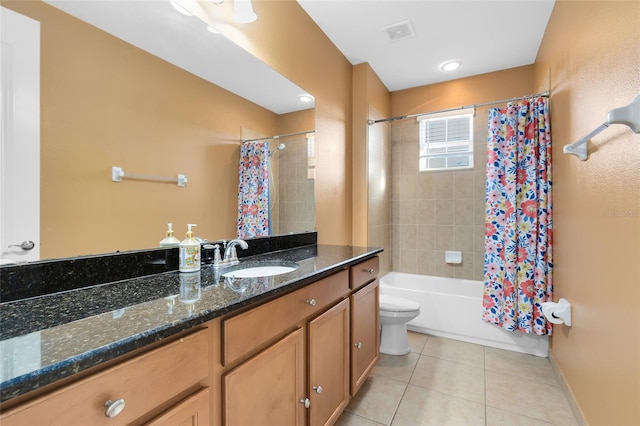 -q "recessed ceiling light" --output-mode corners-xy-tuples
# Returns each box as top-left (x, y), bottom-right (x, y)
(169, 0), (193, 16)
(440, 60), (462, 72)
(299, 94), (314, 103)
